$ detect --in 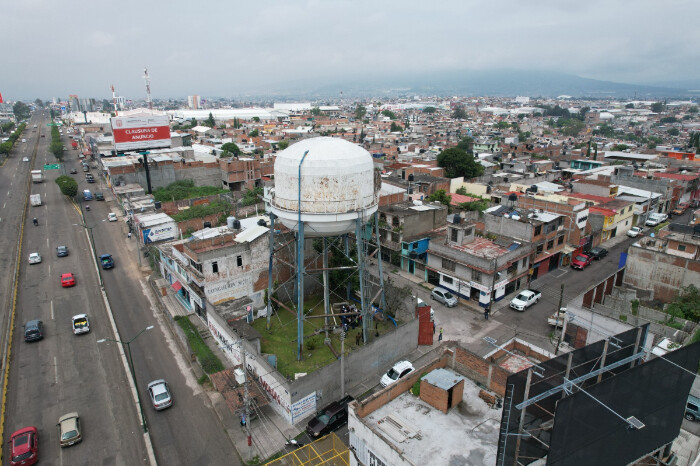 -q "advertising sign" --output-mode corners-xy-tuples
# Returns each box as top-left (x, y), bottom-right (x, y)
(111, 113), (171, 151)
(141, 221), (177, 244)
